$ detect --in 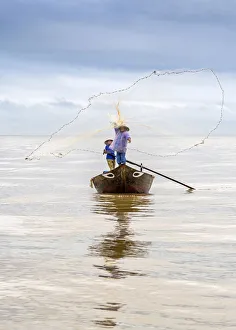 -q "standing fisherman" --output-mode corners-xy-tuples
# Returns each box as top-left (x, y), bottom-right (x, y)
(110, 125), (131, 165)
